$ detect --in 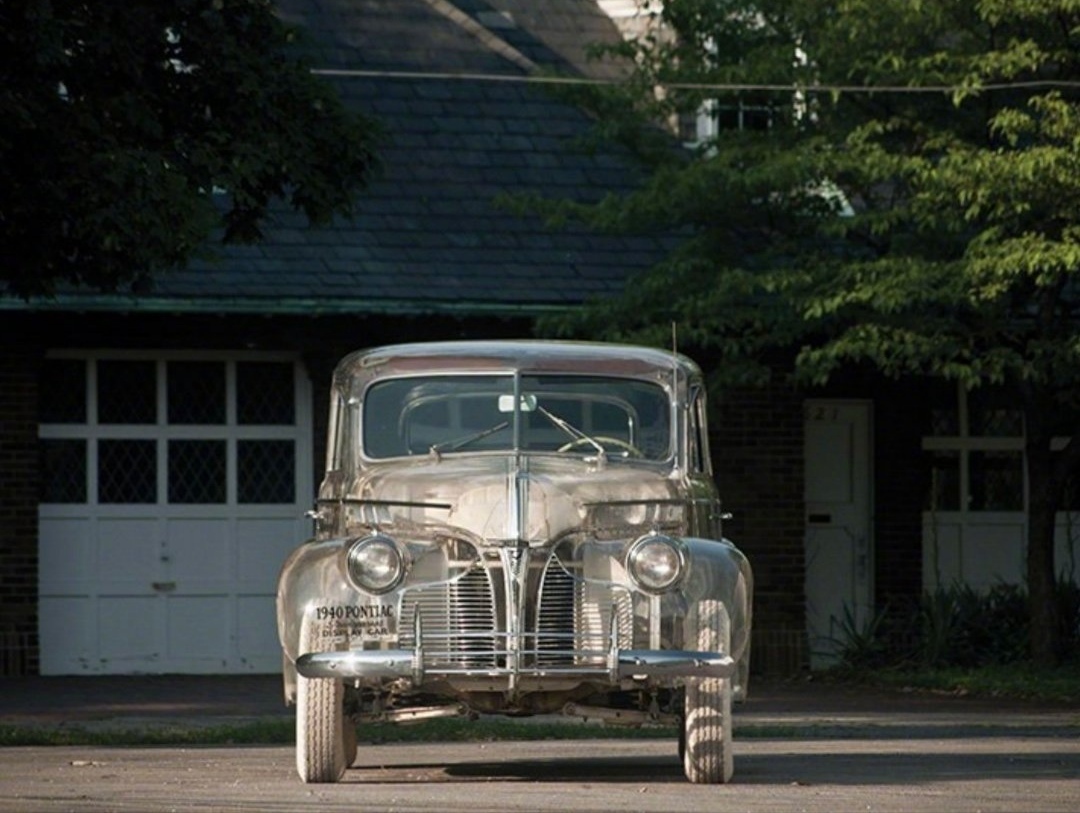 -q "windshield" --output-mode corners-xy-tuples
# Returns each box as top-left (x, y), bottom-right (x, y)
(361, 374), (671, 460)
